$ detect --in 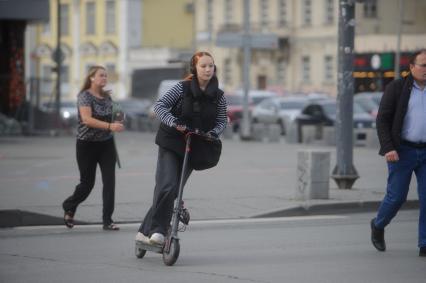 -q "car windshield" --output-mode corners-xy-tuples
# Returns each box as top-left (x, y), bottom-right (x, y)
(279, 101), (305, 110)
(322, 102), (365, 116)
(226, 96), (245, 105)
(61, 101), (75, 108)
(252, 96), (270, 105)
